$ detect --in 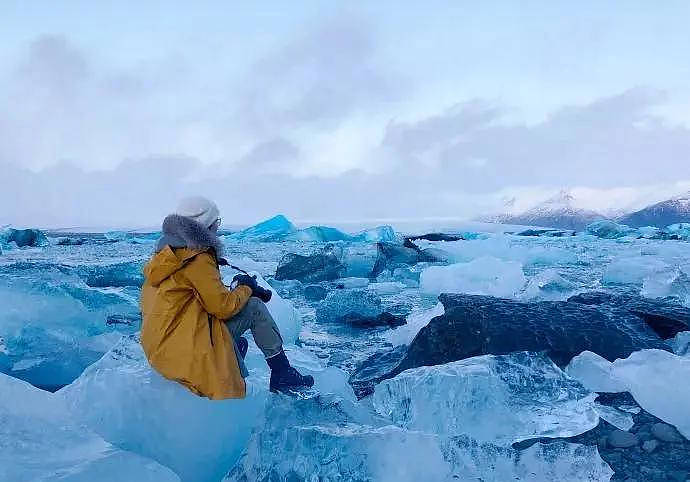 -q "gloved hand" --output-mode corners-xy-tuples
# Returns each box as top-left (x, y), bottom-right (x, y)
(233, 274), (258, 293)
